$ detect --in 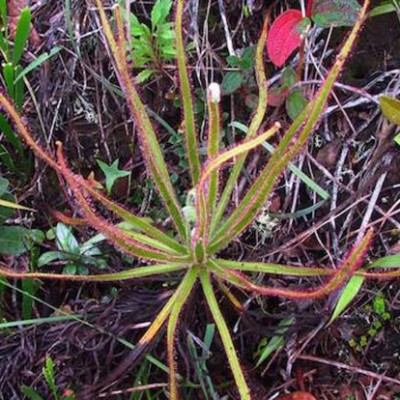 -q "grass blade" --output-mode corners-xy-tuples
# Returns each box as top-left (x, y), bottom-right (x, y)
(12, 8), (31, 65)
(0, 198), (34, 211)
(0, 114), (24, 154)
(328, 275), (365, 325)
(0, 315), (79, 329)
(14, 47), (61, 83)
(360, 255), (400, 279)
